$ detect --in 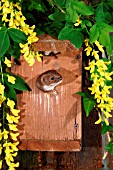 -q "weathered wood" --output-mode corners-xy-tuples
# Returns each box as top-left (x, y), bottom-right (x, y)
(18, 140), (81, 151)
(12, 34), (82, 151)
